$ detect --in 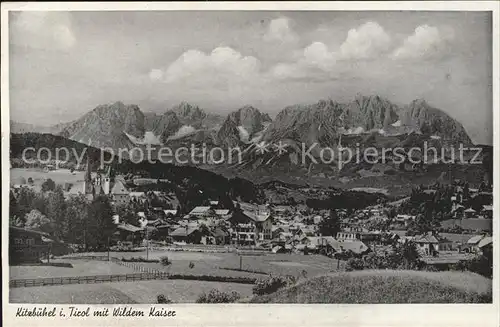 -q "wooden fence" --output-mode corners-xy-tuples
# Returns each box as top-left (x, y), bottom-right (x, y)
(9, 272), (170, 288)
(10, 255), (171, 288)
(112, 258), (166, 275)
(10, 254), (259, 288)
(58, 255), (110, 261)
